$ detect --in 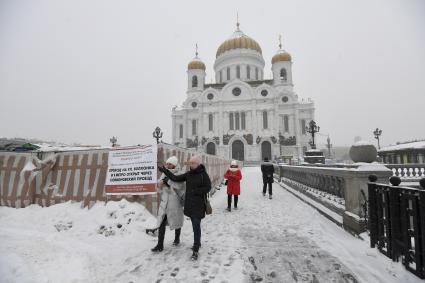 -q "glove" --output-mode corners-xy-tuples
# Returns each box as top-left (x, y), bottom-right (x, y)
(158, 166), (166, 172)
(163, 176), (170, 187)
